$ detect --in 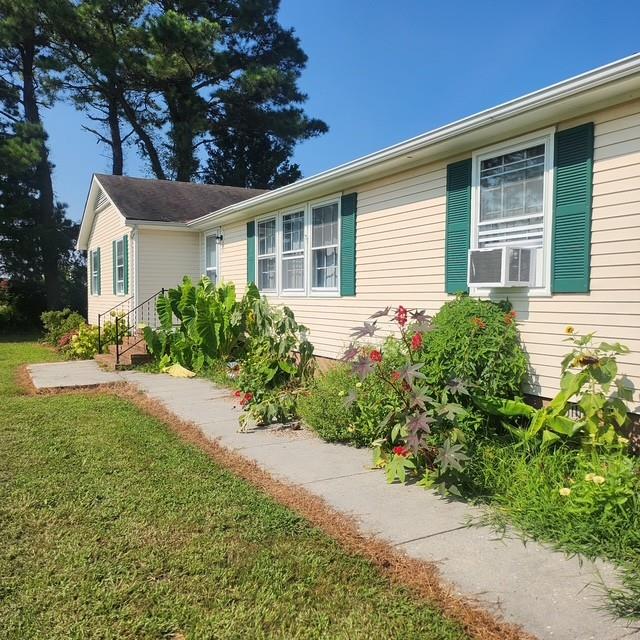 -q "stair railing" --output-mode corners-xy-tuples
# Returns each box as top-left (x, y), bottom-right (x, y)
(115, 289), (166, 366)
(97, 296), (133, 353)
